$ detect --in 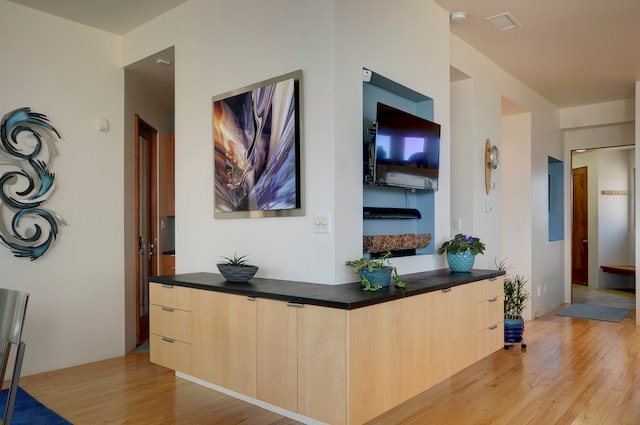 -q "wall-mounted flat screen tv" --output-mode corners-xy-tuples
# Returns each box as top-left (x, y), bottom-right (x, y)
(366, 102), (441, 191)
